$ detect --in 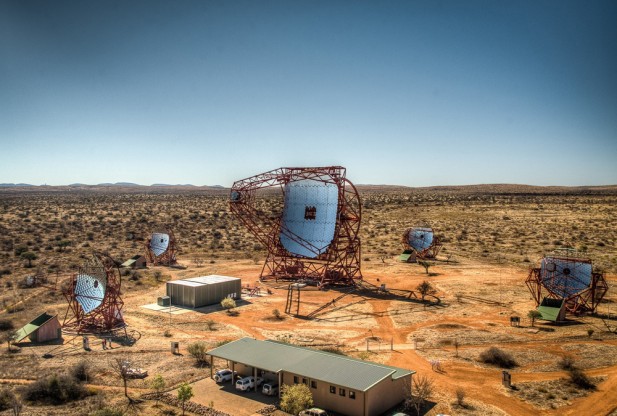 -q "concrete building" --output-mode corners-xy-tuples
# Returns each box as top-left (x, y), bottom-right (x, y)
(14, 313), (62, 343)
(166, 275), (241, 308)
(207, 337), (414, 416)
